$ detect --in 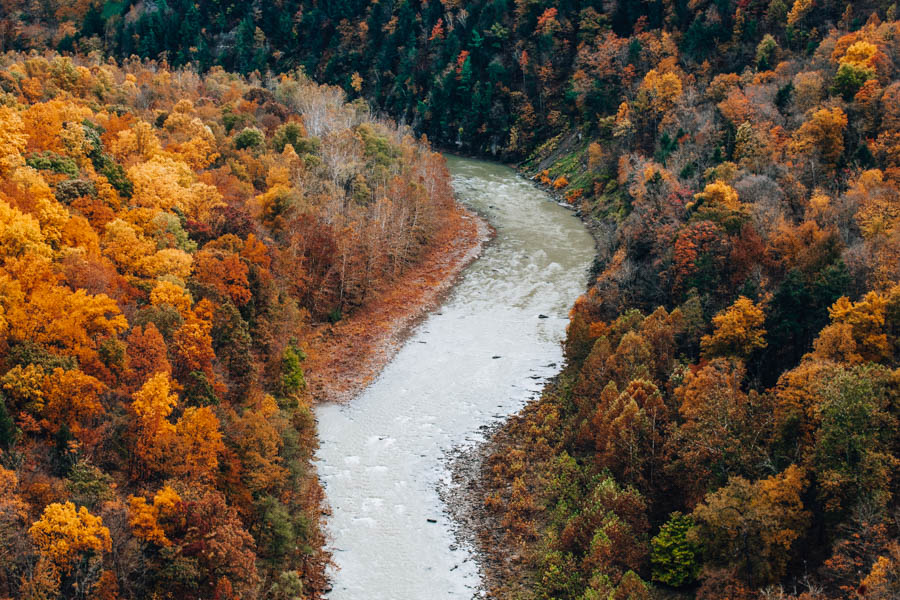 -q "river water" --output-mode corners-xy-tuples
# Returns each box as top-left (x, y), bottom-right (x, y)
(314, 155), (596, 598)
